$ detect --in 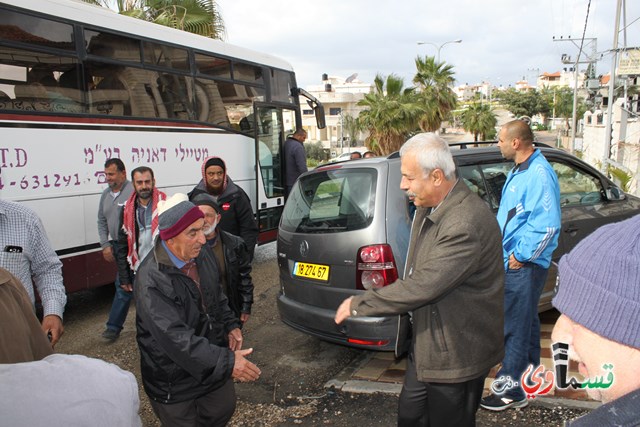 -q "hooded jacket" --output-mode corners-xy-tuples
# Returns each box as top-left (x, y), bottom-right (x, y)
(134, 239), (240, 403)
(189, 157), (259, 258)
